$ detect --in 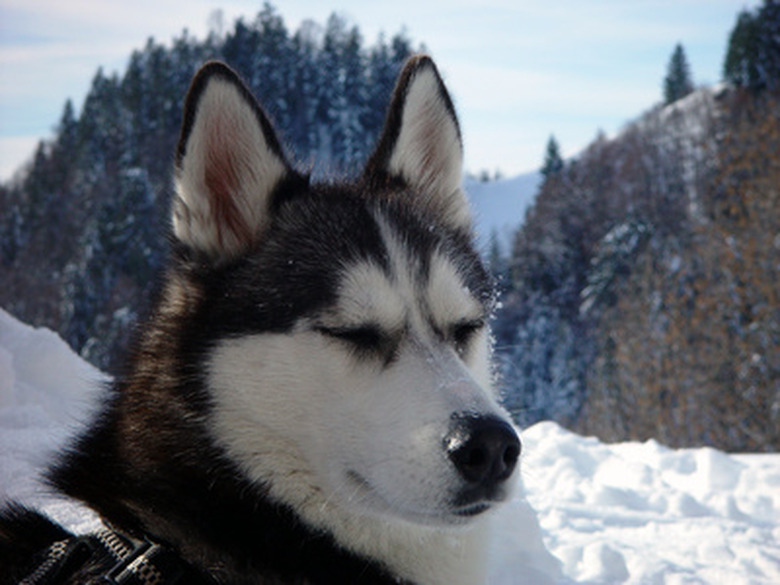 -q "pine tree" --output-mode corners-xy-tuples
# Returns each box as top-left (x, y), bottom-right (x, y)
(487, 229), (508, 284)
(756, 0), (780, 90)
(540, 135), (564, 179)
(339, 25), (368, 168)
(255, 2), (292, 121)
(49, 100), (79, 188)
(723, 10), (760, 88)
(724, 1), (780, 91)
(663, 43), (694, 105)
(289, 22), (320, 156)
